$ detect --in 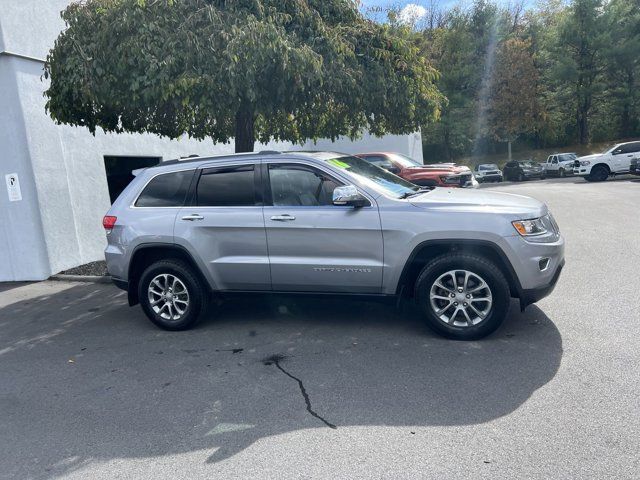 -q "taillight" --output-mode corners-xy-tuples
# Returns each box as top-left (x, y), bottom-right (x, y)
(103, 216), (117, 232)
